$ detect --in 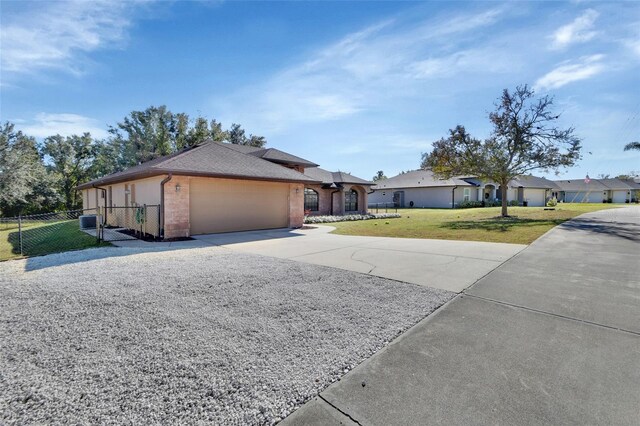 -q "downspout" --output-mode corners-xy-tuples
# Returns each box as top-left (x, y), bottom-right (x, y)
(160, 174), (173, 238)
(92, 184), (108, 224)
(451, 185), (458, 209)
